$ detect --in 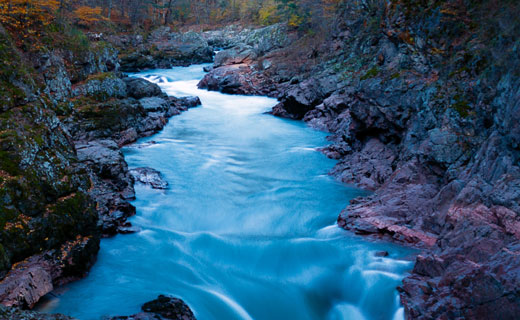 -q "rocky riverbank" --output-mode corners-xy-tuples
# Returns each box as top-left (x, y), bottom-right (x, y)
(192, 2), (520, 318)
(1, 294), (195, 320)
(1, 1), (519, 318)
(0, 24), (199, 315)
